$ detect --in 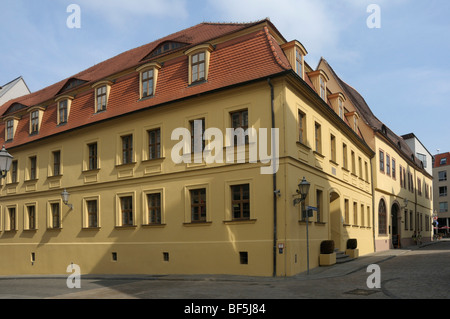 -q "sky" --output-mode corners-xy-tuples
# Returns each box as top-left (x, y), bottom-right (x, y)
(0, 0), (449, 155)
